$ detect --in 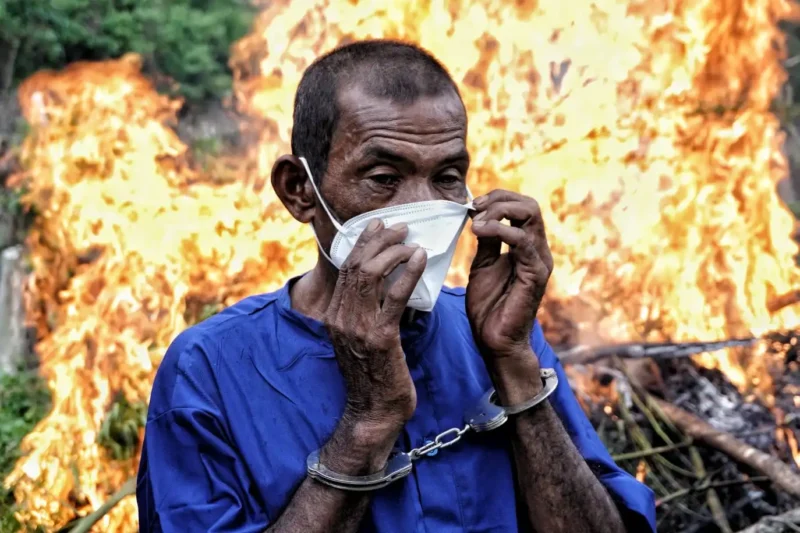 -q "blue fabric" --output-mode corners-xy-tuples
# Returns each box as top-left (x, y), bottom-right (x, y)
(136, 280), (656, 532)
